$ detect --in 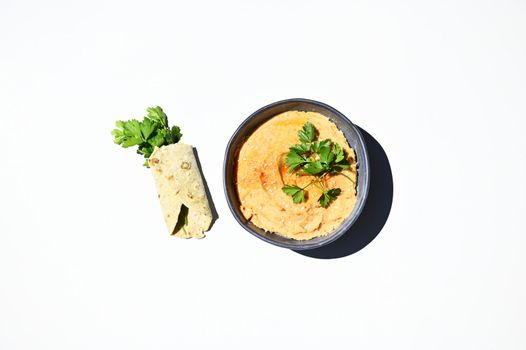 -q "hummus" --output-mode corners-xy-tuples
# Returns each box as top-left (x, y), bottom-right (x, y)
(236, 111), (357, 240)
